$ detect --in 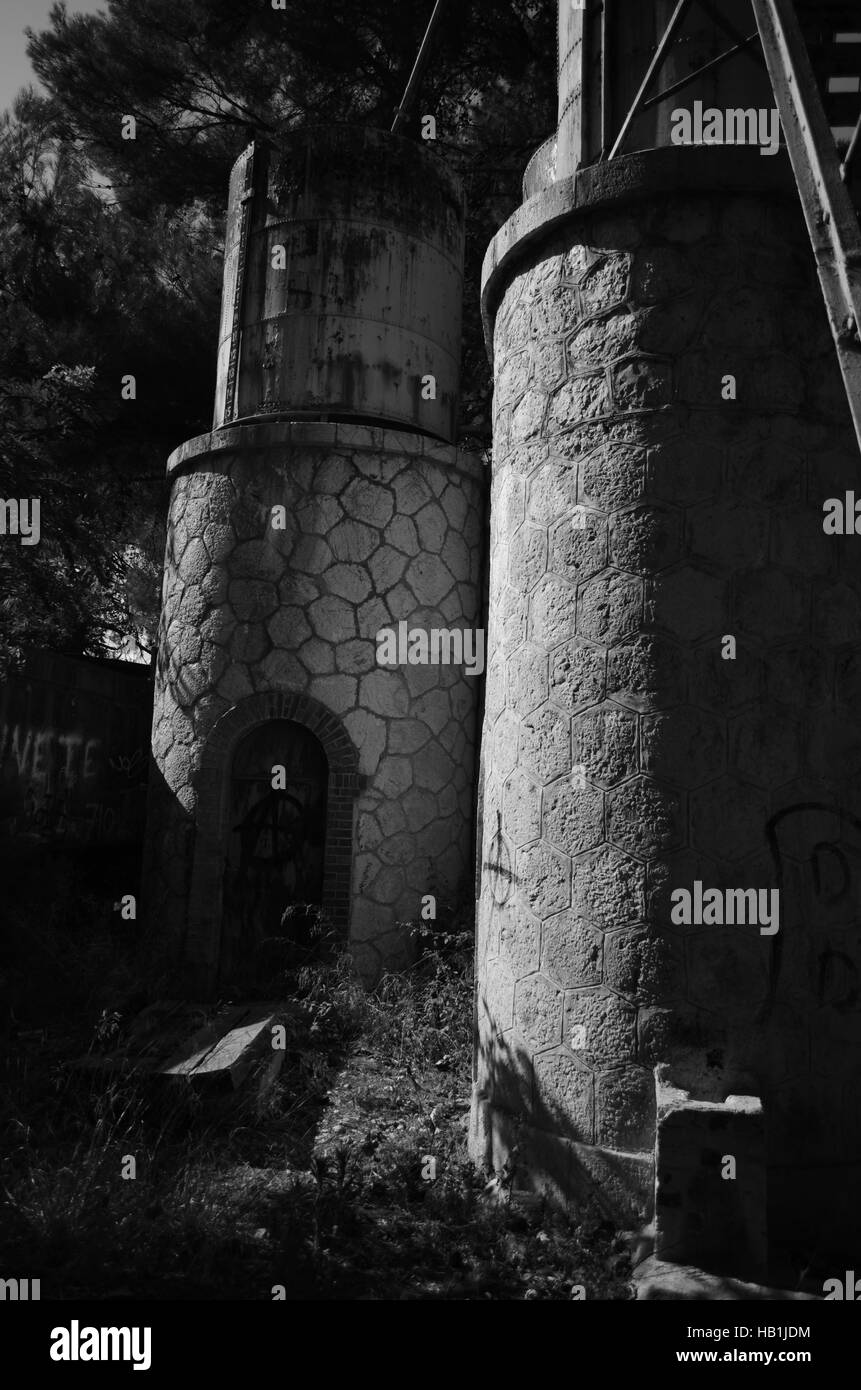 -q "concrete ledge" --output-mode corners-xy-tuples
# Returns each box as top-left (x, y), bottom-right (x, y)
(166, 419), (485, 483)
(655, 1072), (767, 1281)
(634, 1256), (820, 1301)
(481, 145), (798, 353)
